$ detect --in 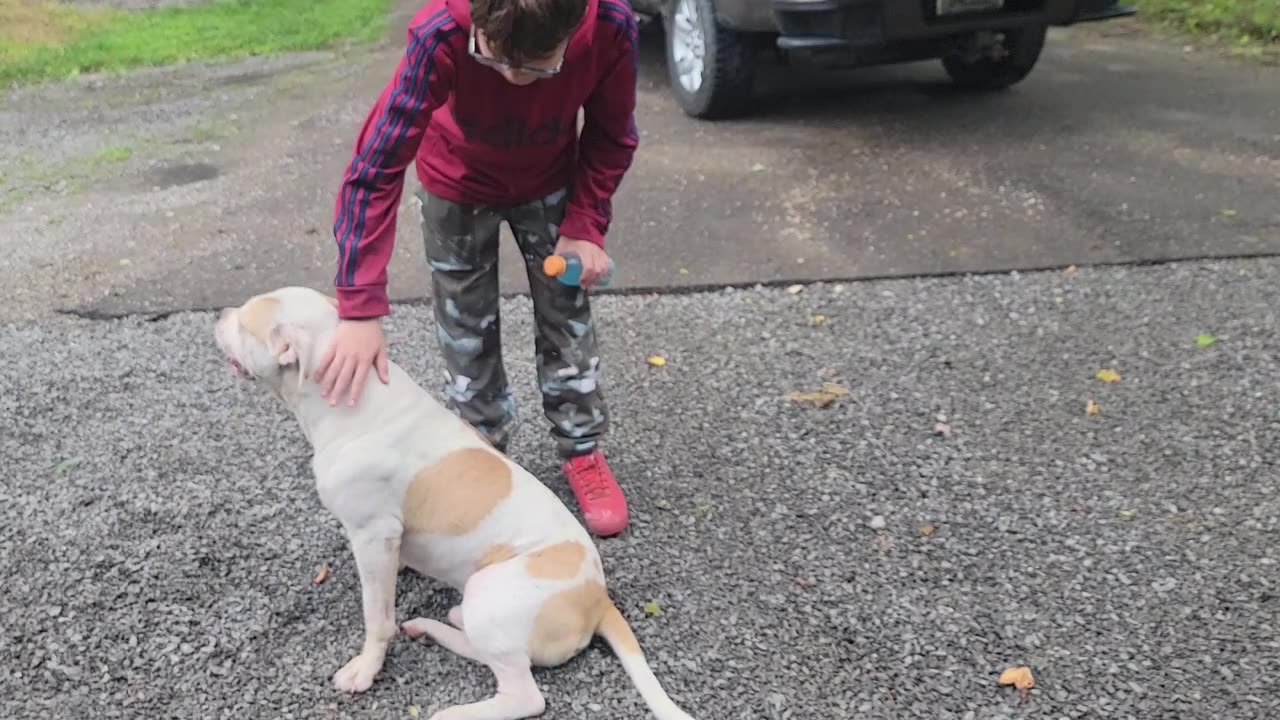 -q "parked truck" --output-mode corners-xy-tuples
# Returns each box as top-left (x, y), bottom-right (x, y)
(627, 0), (1137, 119)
